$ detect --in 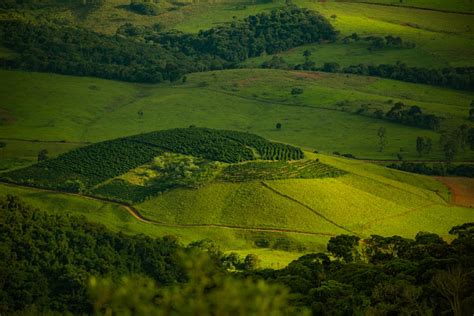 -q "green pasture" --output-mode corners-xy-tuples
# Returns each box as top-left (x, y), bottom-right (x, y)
(1, 69), (472, 166)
